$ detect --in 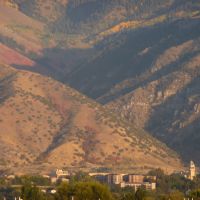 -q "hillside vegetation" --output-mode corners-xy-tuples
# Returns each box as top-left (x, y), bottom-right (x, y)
(0, 0), (199, 167)
(108, 40), (200, 163)
(0, 64), (182, 174)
